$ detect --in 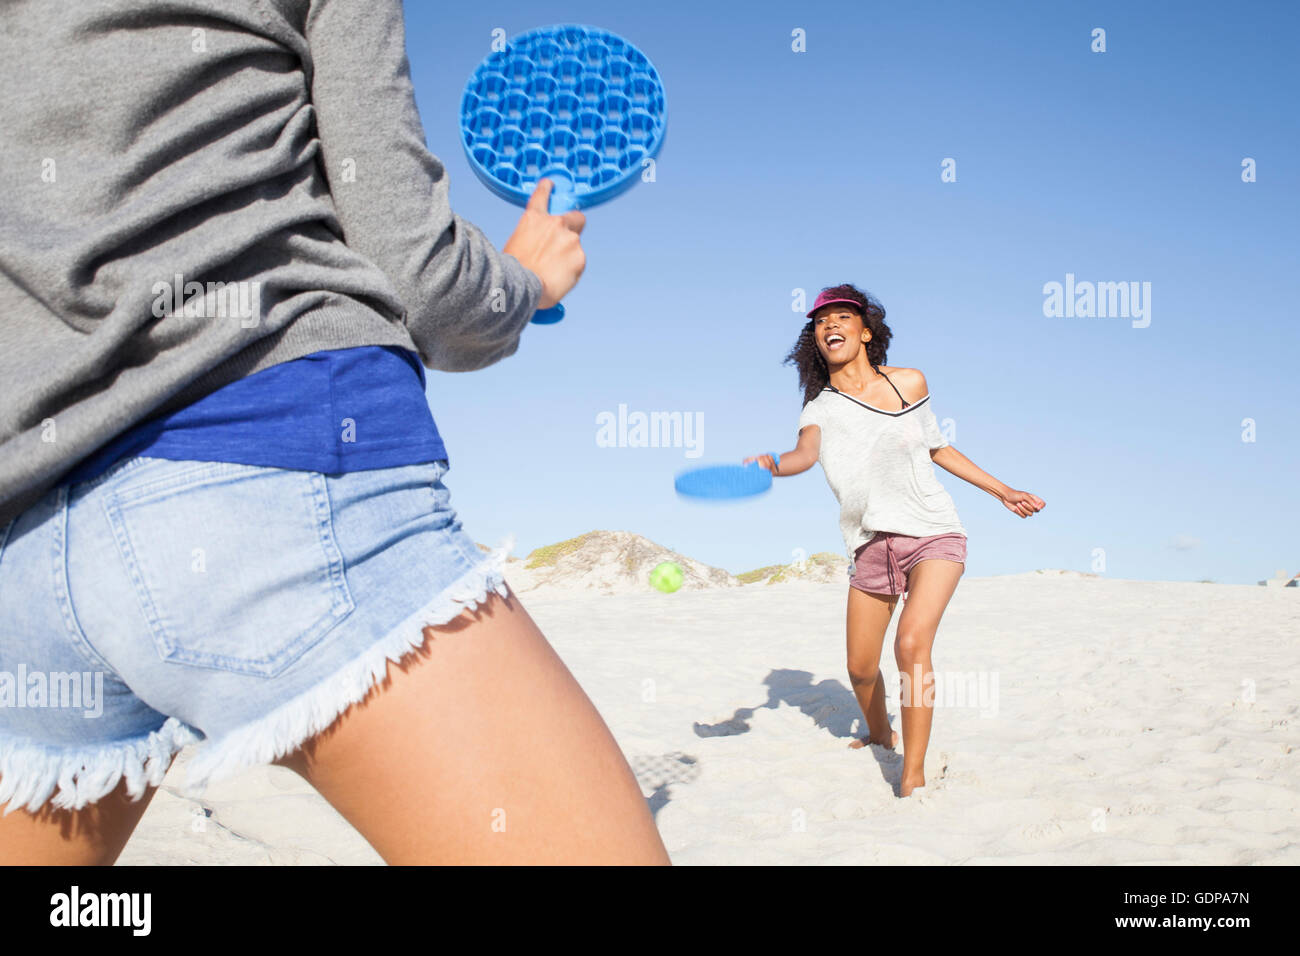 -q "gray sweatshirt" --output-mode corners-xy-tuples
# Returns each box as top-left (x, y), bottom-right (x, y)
(0, 0), (542, 527)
